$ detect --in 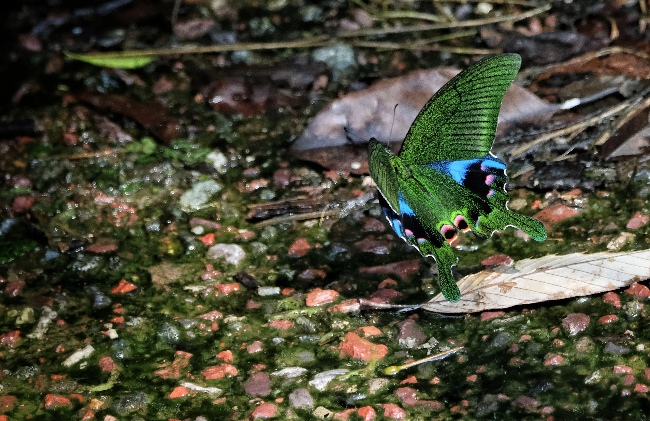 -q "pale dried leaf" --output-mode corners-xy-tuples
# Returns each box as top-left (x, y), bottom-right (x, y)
(422, 249), (650, 313)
